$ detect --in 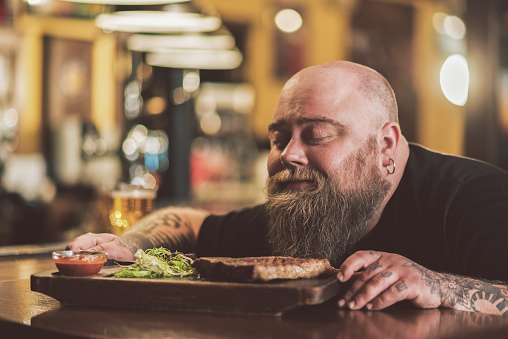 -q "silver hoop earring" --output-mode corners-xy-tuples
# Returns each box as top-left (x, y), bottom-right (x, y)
(386, 158), (395, 175)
